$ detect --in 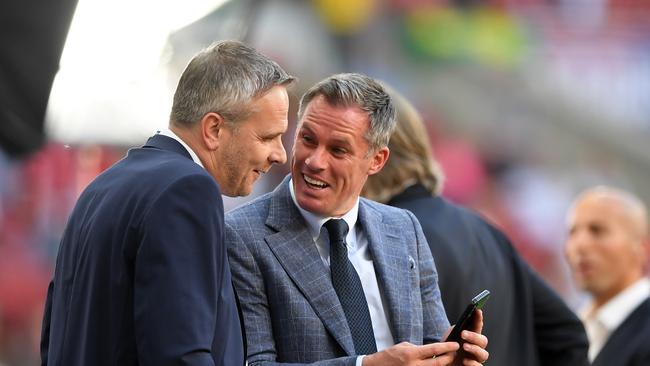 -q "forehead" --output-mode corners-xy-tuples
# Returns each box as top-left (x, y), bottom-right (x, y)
(570, 194), (628, 226)
(299, 96), (370, 136)
(243, 86), (289, 130)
